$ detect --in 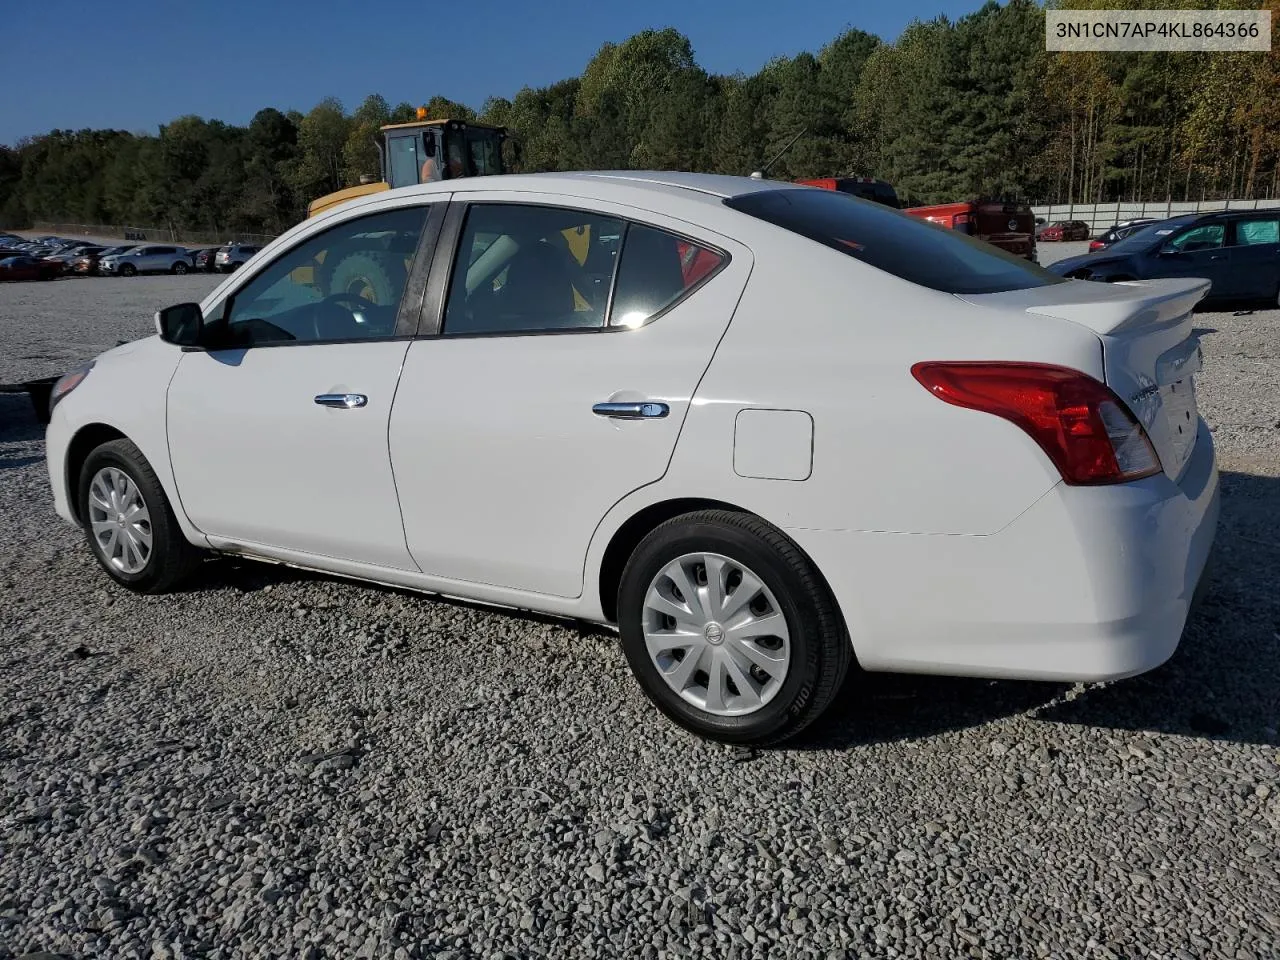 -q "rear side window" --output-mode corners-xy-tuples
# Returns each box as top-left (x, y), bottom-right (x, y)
(1236, 219), (1279, 245)
(725, 189), (1065, 295)
(609, 225), (725, 328)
